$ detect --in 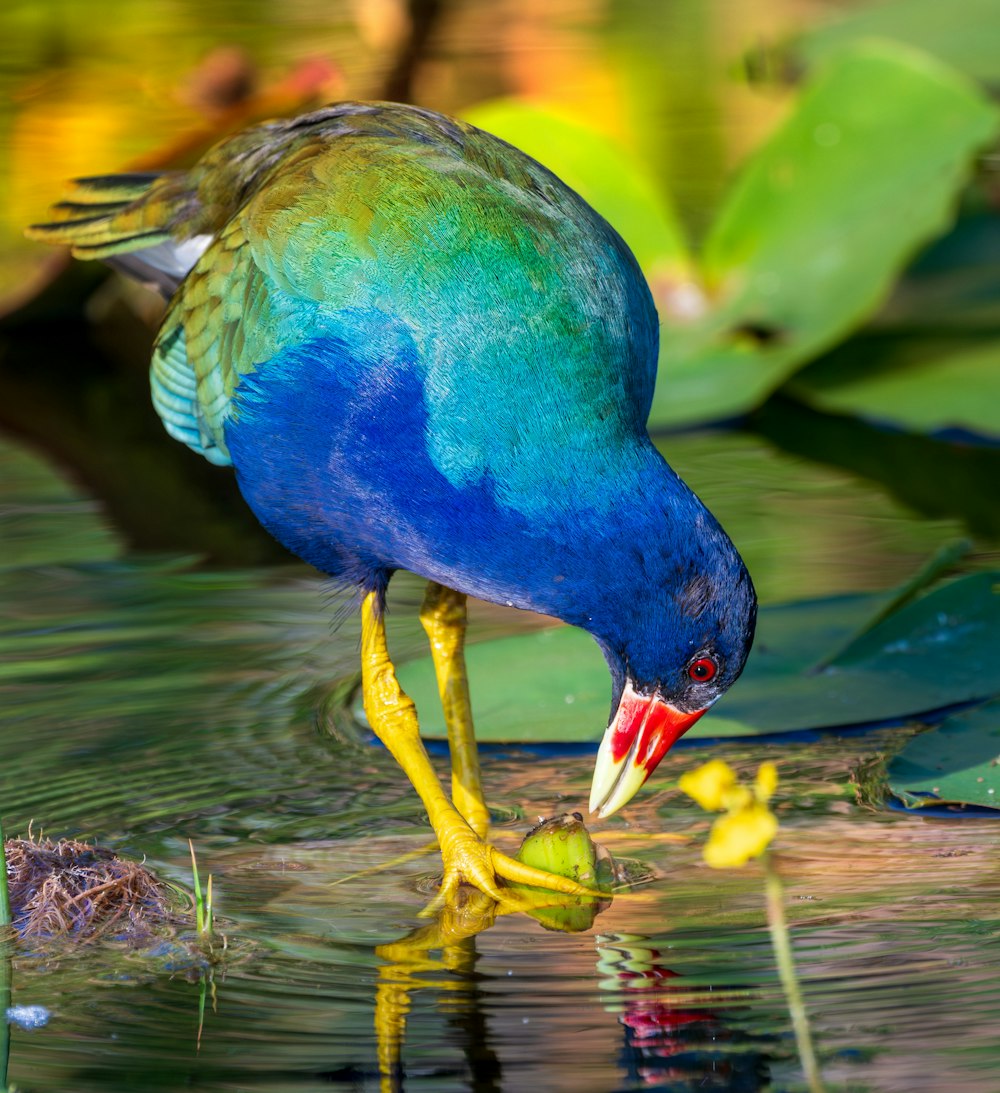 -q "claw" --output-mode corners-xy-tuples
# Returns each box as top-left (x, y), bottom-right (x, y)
(421, 822), (607, 917)
(492, 848), (603, 896)
(360, 588), (608, 917)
